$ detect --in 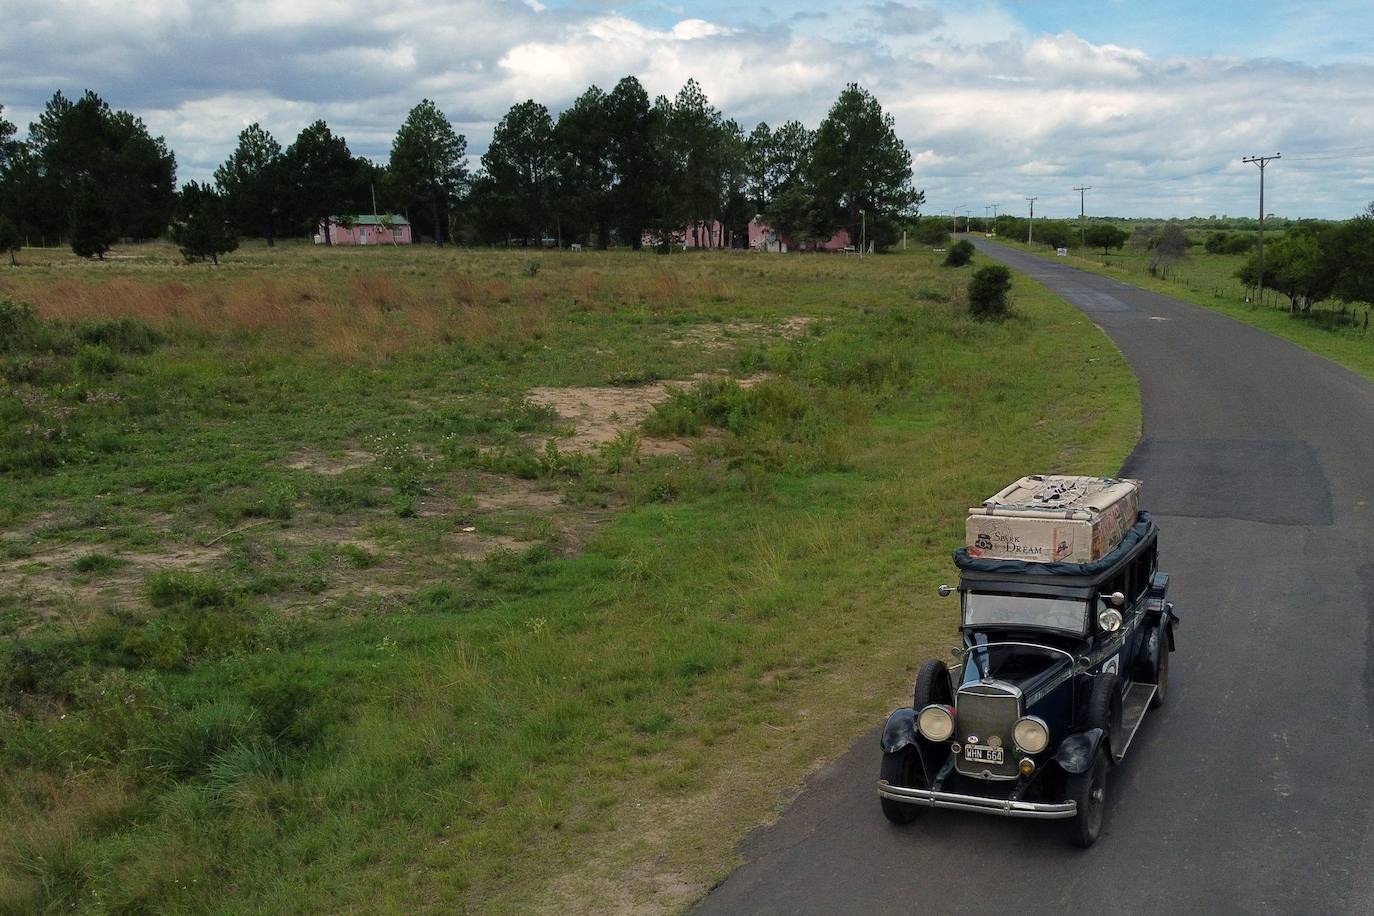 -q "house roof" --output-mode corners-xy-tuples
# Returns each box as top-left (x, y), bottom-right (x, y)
(327, 214), (411, 226)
